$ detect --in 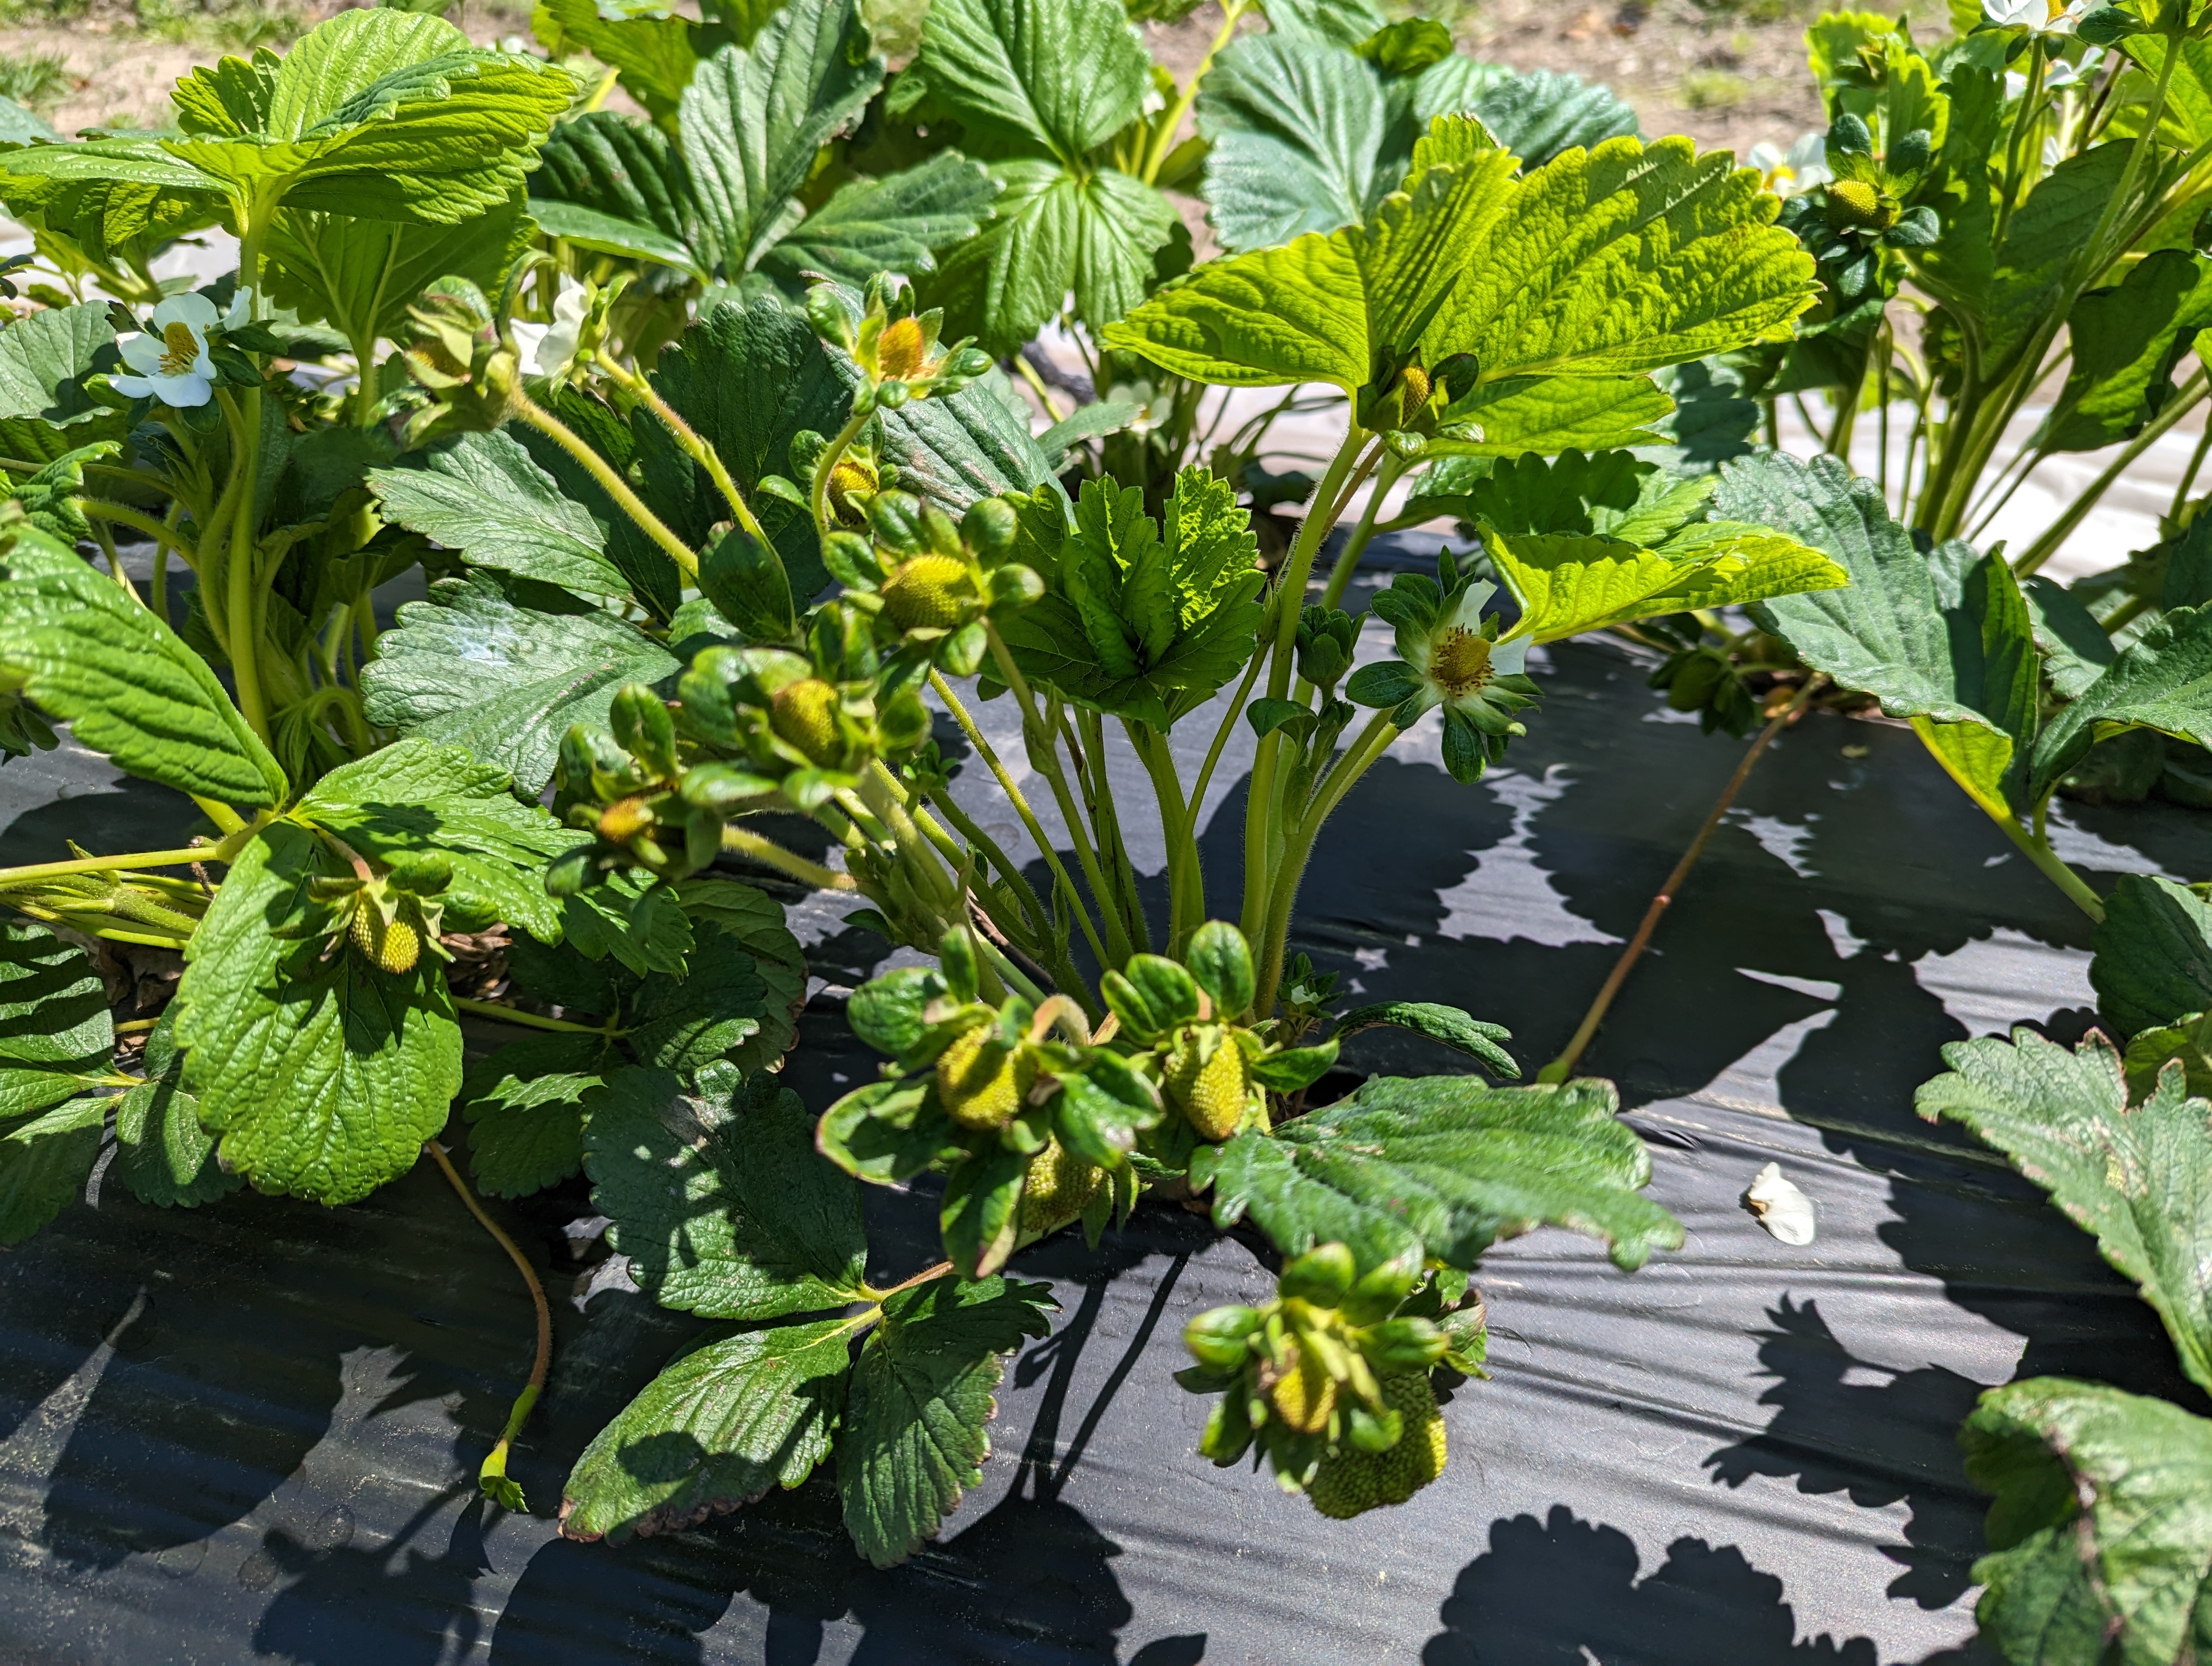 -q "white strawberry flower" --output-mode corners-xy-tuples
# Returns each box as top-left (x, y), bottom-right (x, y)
(111, 289), (251, 408)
